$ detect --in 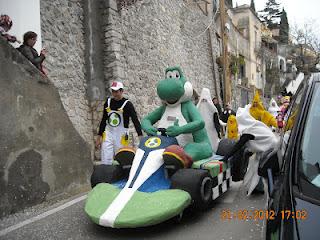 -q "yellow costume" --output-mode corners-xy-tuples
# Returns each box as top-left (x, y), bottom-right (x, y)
(285, 109), (297, 131)
(227, 115), (239, 140)
(249, 92), (277, 128)
(281, 96), (290, 104)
